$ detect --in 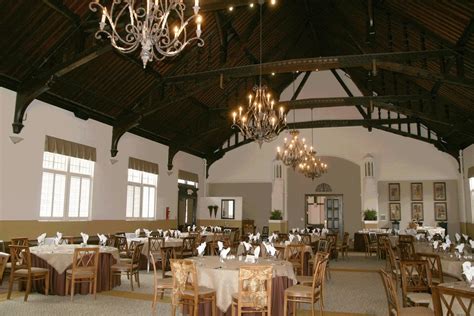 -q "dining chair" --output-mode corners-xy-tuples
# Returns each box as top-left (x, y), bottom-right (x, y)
(278, 233), (289, 242)
(283, 256), (328, 316)
(65, 247), (99, 300)
(400, 260), (433, 307)
(10, 237), (29, 246)
(285, 244), (305, 275)
(376, 233), (389, 260)
(379, 269), (434, 316)
(62, 236), (75, 245)
(0, 252), (10, 285)
(231, 265), (273, 316)
(301, 234), (312, 245)
(105, 234), (116, 247)
(363, 233), (377, 257)
(325, 233), (338, 260)
(210, 233), (224, 255)
(7, 245), (50, 301)
(115, 235), (129, 258)
(261, 226), (269, 240)
(296, 252), (330, 309)
(335, 232), (350, 260)
(178, 237), (196, 258)
(110, 243), (144, 291)
(399, 235), (415, 243)
(431, 282), (473, 316)
(384, 238), (401, 286)
(160, 246), (176, 279)
(150, 252), (173, 312)
(309, 240), (330, 279)
(148, 236), (164, 273)
(398, 241), (416, 261)
(170, 259), (216, 316)
(416, 253), (443, 285)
